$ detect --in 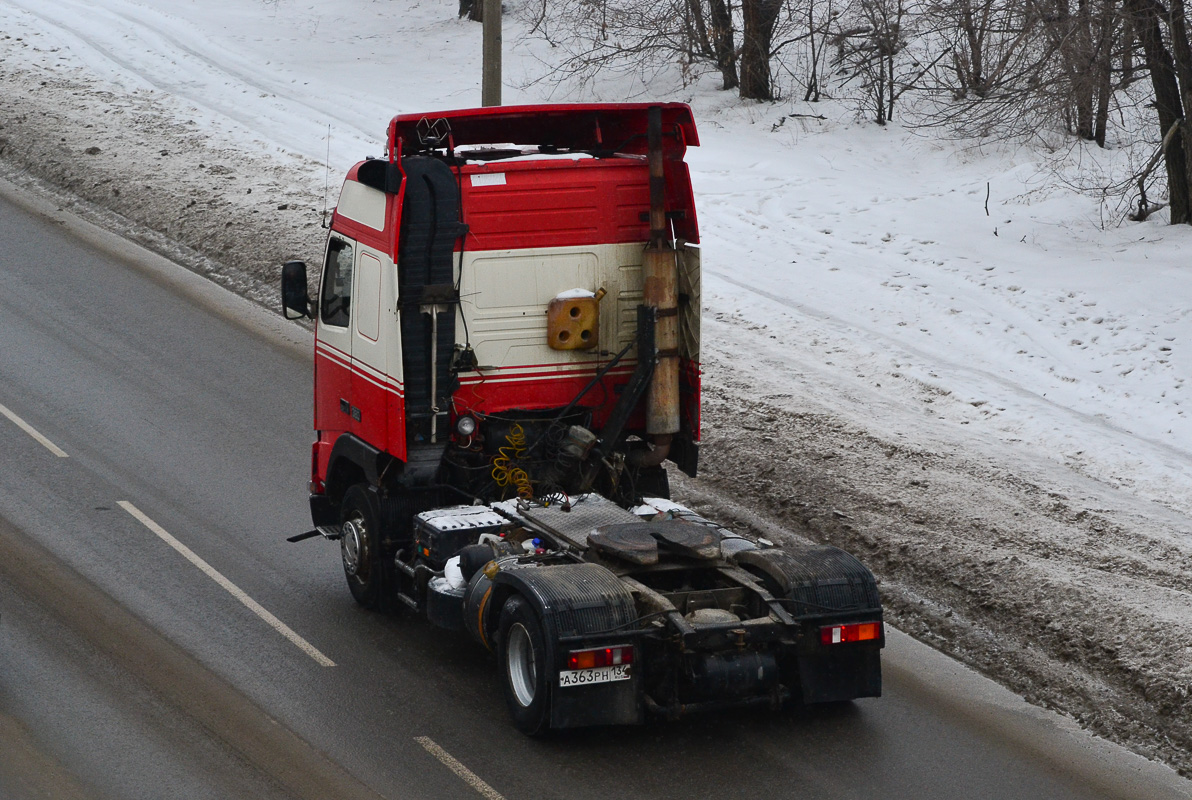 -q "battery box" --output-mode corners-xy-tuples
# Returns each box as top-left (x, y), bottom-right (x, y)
(413, 505), (508, 570)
